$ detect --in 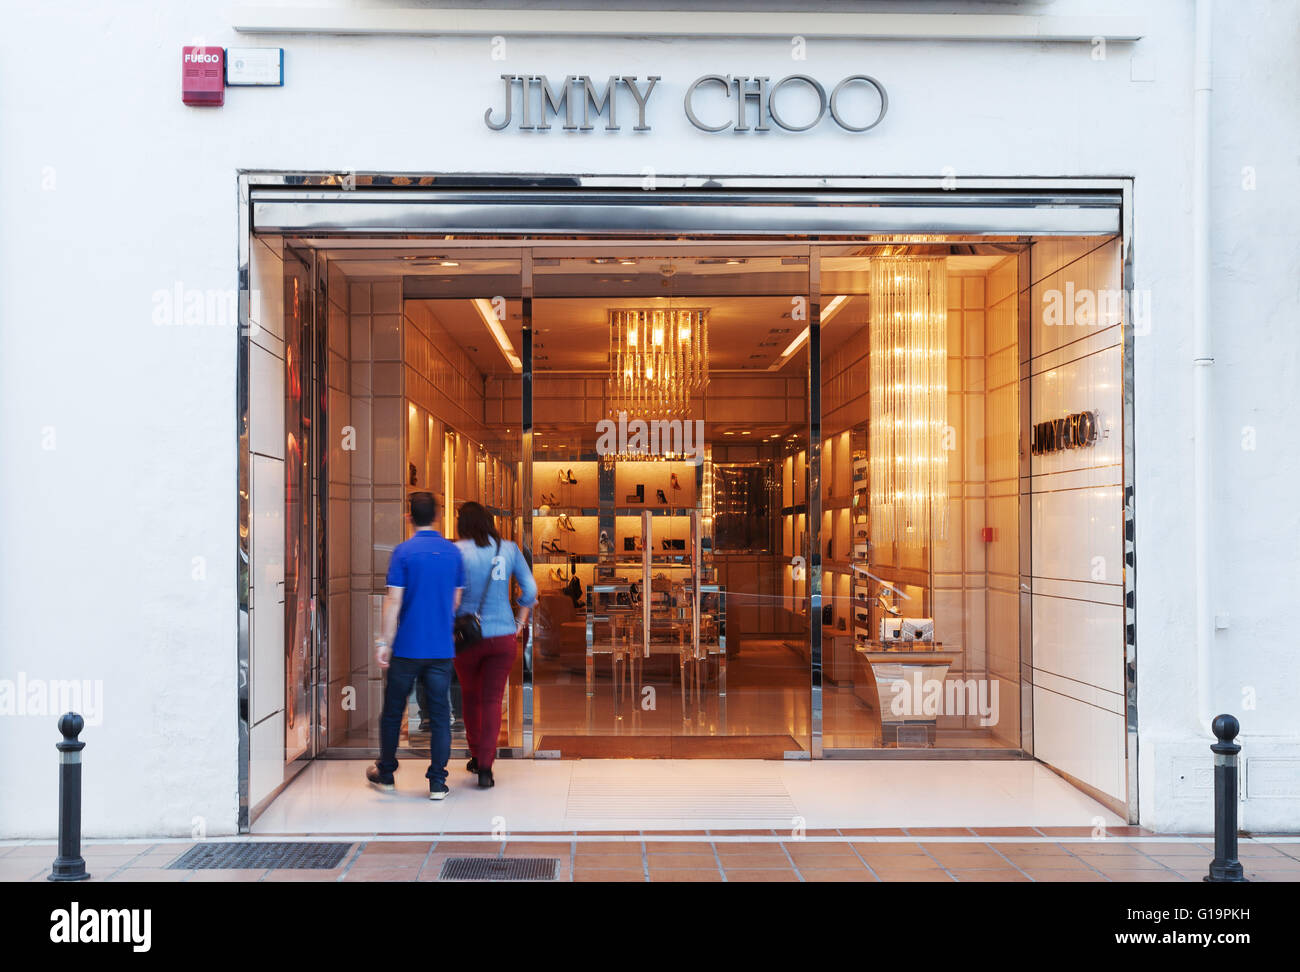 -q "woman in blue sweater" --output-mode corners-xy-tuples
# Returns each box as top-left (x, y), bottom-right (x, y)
(454, 501), (538, 788)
